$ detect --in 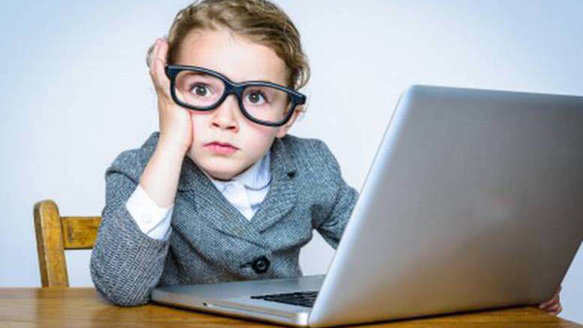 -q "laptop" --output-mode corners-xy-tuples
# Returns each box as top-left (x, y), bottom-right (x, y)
(152, 85), (583, 327)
